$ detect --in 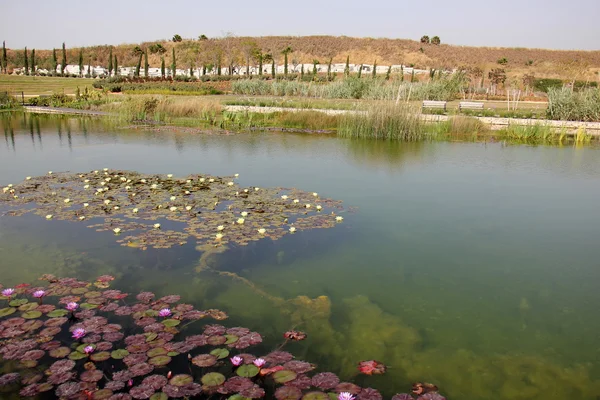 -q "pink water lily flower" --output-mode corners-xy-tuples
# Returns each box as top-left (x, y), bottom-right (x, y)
(84, 345), (94, 354)
(66, 302), (79, 311)
(253, 358), (266, 368)
(32, 290), (46, 298)
(1, 288), (15, 298)
(230, 356), (243, 366)
(158, 308), (172, 318)
(72, 328), (86, 340)
(338, 393), (356, 400)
